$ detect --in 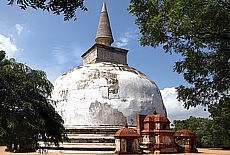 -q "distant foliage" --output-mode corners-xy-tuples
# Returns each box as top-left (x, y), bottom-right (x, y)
(208, 98), (230, 147)
(172, 116), (230, 147)
(0, 50), (65, 152)
(172, 117), (213, 147)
